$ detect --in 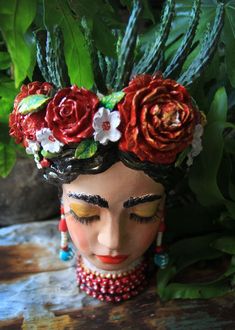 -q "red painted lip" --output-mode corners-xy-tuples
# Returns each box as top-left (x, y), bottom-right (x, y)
(96, 255), (129, 264)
